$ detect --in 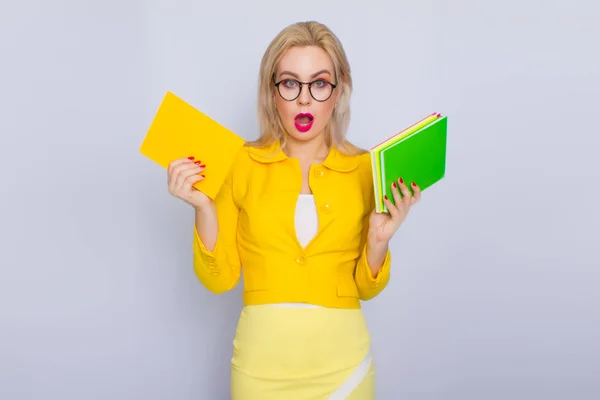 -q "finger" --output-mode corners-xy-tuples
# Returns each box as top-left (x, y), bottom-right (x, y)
(174, 163), (205, 192)
(397, 177), (412, 210)
(169, 162), (197, 195)
(184, 173), (205, 191)
(168, 156), (196, 172)
(168, 158), (196, 187)
(390, 181), (403, 211)
(383, 194), (400, 220)
(411, 181), (421, 204)
(171, 159), (202, 178)
(175, 163), (205, 191)
(170, 156), (195, 166)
